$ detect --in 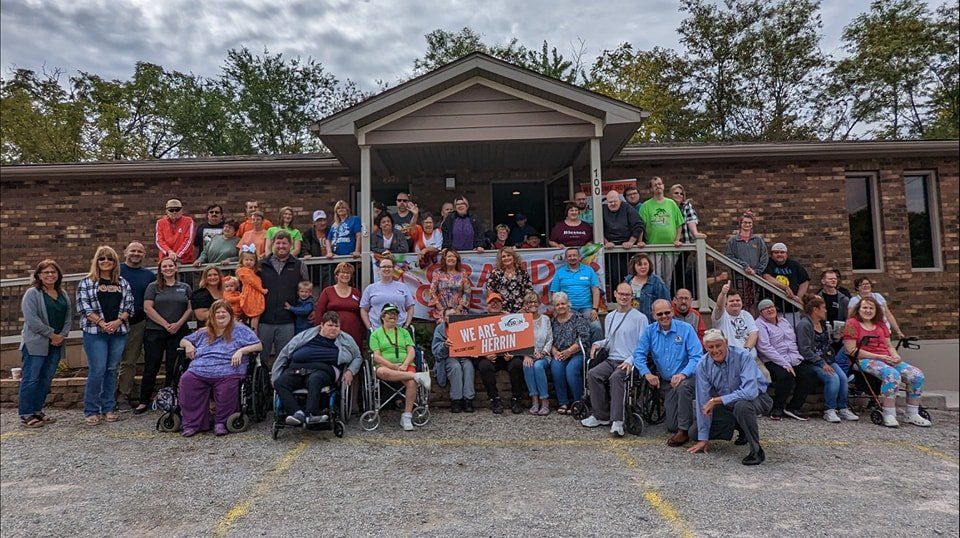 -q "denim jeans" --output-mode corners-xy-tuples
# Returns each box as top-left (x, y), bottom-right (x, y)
(82, 332), (127, 416)
(18, 346), (62, 417)
(522, 358), (550, 399)
(550, 353), (584, 406)
(575, 308), (603, 345)
(444, 358), (476, 400)
(811, 361), (848, 410)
